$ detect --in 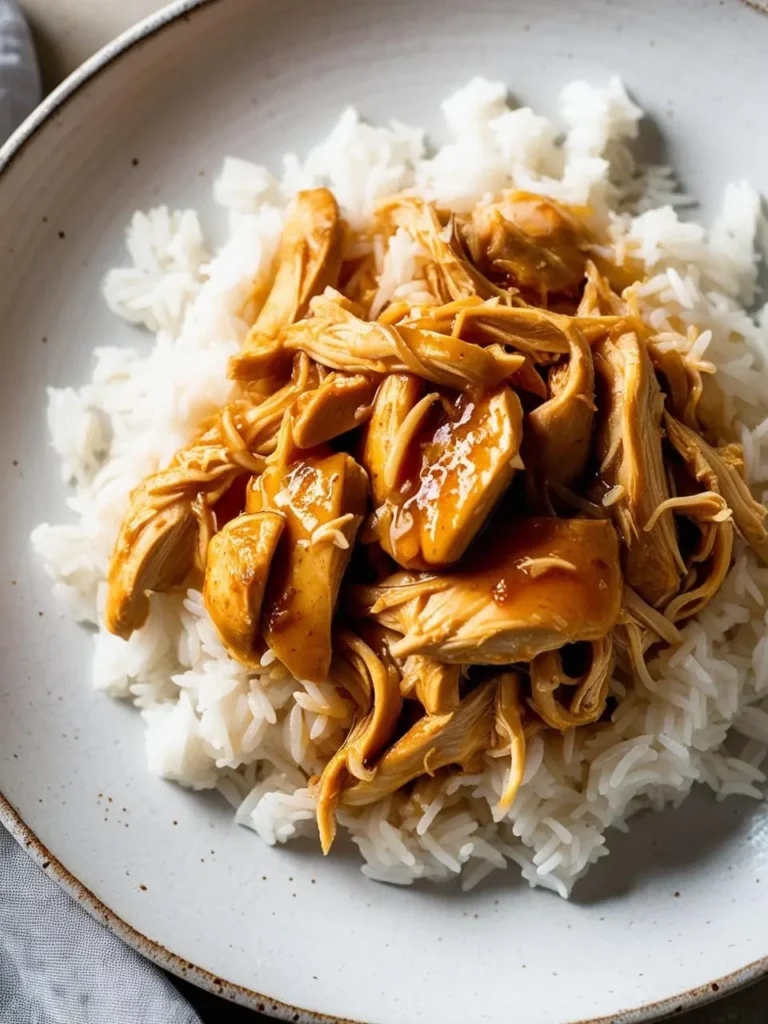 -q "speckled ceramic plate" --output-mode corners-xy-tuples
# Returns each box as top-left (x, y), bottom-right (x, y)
(2, 1), (768, 1021)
